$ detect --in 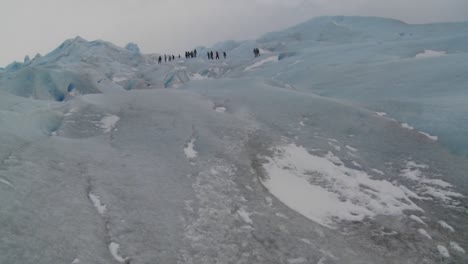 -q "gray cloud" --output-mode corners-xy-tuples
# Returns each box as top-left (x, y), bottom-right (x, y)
(1, 0), (468, 66)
